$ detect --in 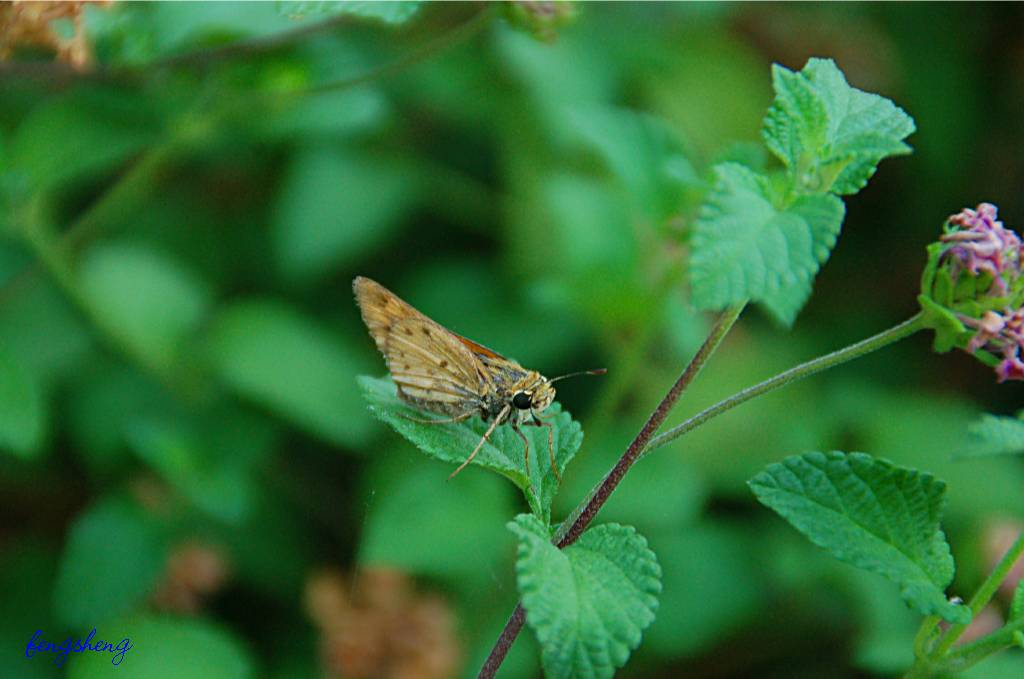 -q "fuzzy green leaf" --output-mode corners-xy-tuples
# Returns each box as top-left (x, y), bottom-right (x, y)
(569, 107), (703, 223)
(80, 243), (211, 372)
(0, 343), (46, 458)
(758, 276), (813, 327)
(126, 409), (276, 524)
(271, 148), (417, 285)
(68, 615), (253, 679)
(749, 451), (969, 624)
(208, 300), (377, 447)
(961, 414), (1024, 458)
(509, 515), (661, 679)
(359, 376), (581, 522)
(763, 58), (915, 196)
(53, 497), (169, 628)
(689, 162), (844, 312)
